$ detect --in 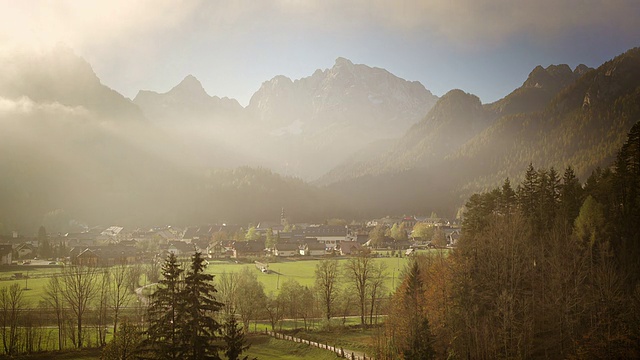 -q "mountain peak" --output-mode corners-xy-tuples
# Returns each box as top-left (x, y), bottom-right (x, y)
(523, 64), (575, 90)
(170, 74), (208, 97)
(334, 57), (353, 67)
(574, 64), (592, 76)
